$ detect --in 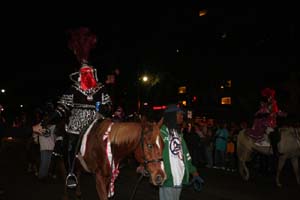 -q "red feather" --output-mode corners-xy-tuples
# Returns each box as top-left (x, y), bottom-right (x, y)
(261, 88), (275, 98)
(67, 27), (97, 64)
